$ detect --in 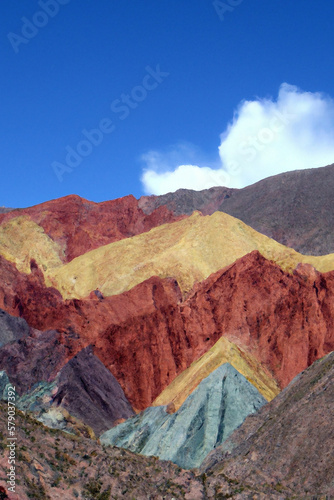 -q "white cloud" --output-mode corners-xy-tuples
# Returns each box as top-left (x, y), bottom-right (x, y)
(141, 84), (334, 194)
